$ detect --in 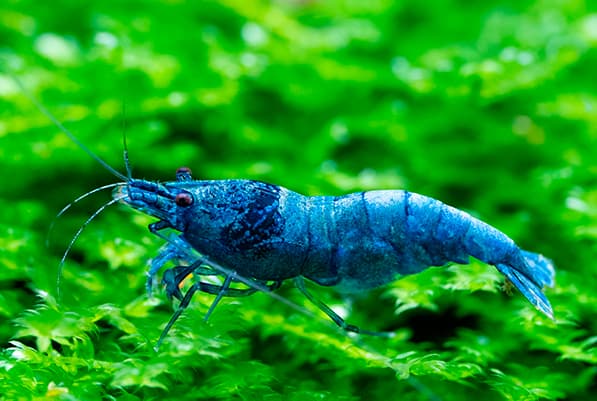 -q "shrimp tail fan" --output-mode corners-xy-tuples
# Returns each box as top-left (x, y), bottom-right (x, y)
(496, 251), (555, 318)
